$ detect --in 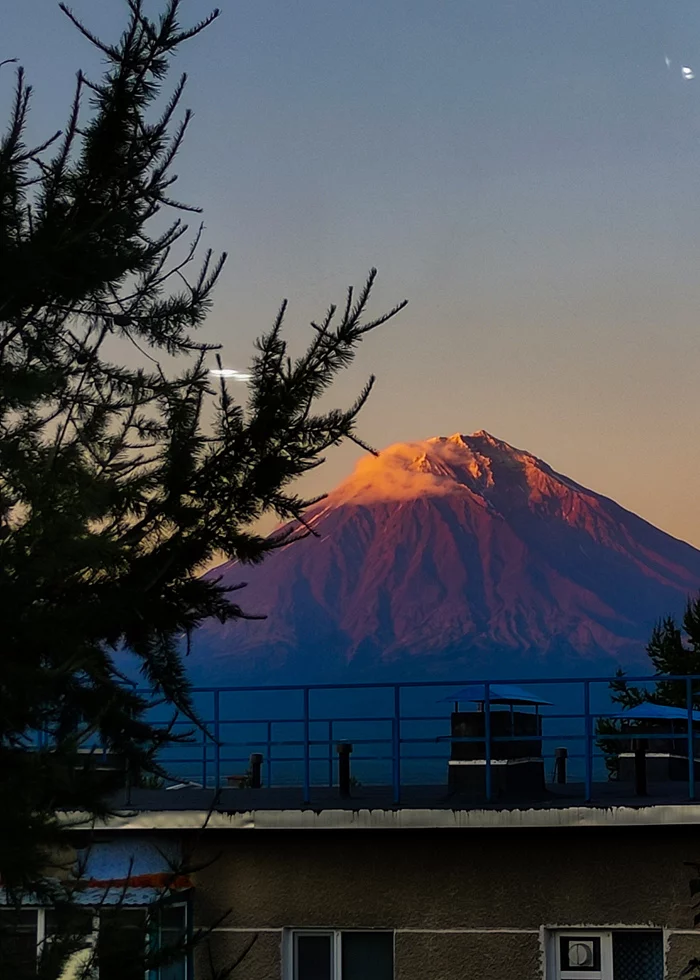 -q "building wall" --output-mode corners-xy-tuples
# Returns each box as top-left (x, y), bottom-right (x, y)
(186, 825), (700, 979)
